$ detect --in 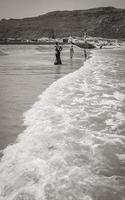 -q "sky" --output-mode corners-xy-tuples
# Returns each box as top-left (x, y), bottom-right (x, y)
(0, 0), (125, 20)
